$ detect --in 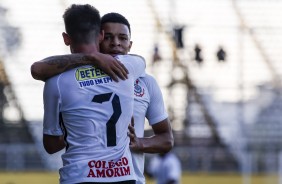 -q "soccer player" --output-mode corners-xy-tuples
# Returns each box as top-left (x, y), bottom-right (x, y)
(147, 151), (181, 184)
(100, 13), (173, 184)
(31, 12), (174, 184)
(40, 4), (145, 184)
